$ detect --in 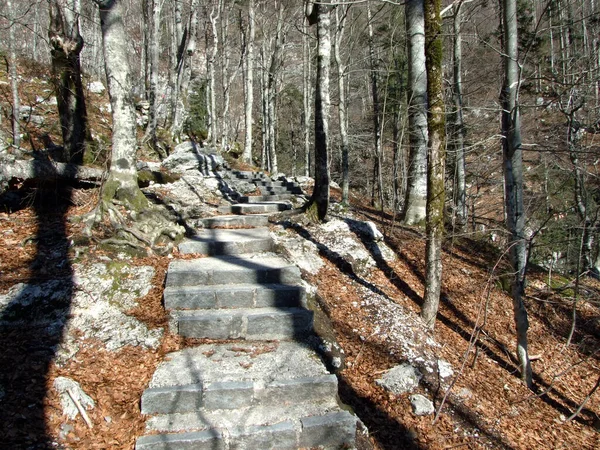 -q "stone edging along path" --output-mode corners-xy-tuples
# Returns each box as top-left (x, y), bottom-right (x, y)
(136, 170), (363, 450)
